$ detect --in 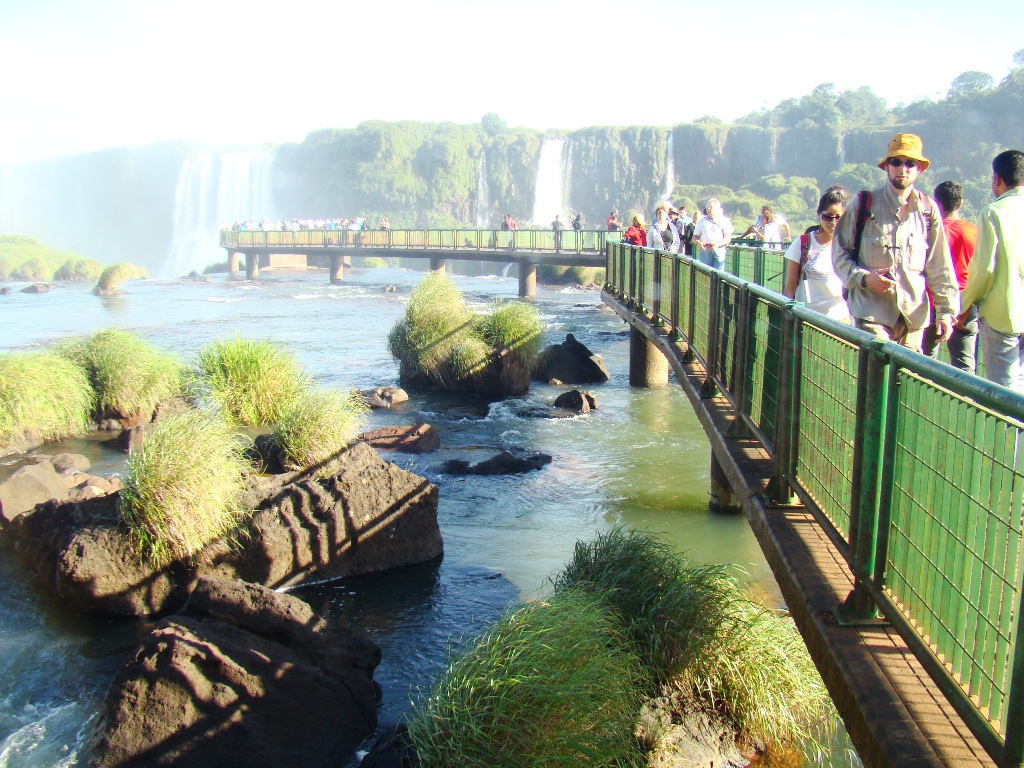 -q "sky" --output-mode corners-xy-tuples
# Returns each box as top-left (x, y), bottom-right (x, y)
(0, 0), (1021, 163)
